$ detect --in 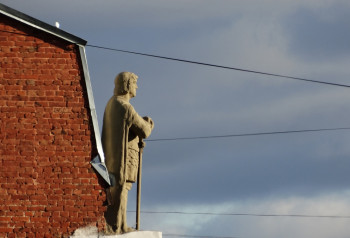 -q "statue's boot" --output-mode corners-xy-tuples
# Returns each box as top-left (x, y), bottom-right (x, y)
(105, 224), (116, 235)
(122, 226), (135, 233)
